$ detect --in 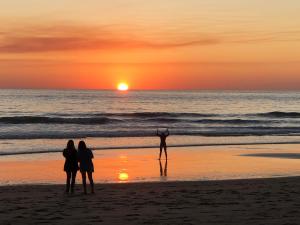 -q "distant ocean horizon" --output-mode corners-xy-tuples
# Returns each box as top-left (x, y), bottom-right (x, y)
(1, 89), (300, 155)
